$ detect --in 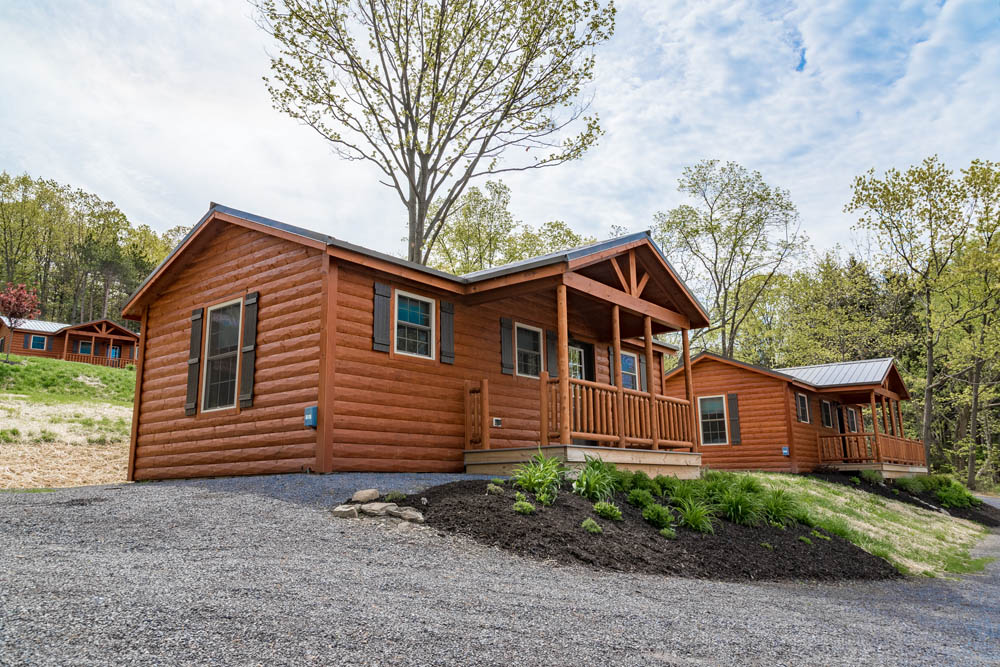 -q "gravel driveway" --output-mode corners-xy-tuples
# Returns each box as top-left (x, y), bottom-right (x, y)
(2, 474), (998, 666)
